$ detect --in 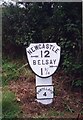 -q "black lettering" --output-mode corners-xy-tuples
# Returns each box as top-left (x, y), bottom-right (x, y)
(43, 92), (47, 96)
(50, 60), (53, 64)
(41, 51), (43, 58)
(42, 88), (45, 90)
(46, 60), (49, 65)
(48, 88), (50, 91)
(50, 45), (53, 50)
(46, 88), (47, 90)
(46, 44), (49, 49)
(31, 47), (35, 52)
(34, 45), (39, 50)
(41, 68), (43, 75)
(33, 60), (36, 65)
(41, 50), (50, 58)
(38, 60), (41, 65)
(42, 44), (45, 49)
(53, 59), (56, 64)
(38, 88), (42, 94)
(42, 60), (45, 65)
(39, 89), (42, 92)
(45, 68), (50, 75)
(52, 46), (55, 52)
(55, 48), (59, 53)
(44, 50), (50, 57)
(27, 50), (32, 55)
(39, 44), (42, 49)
